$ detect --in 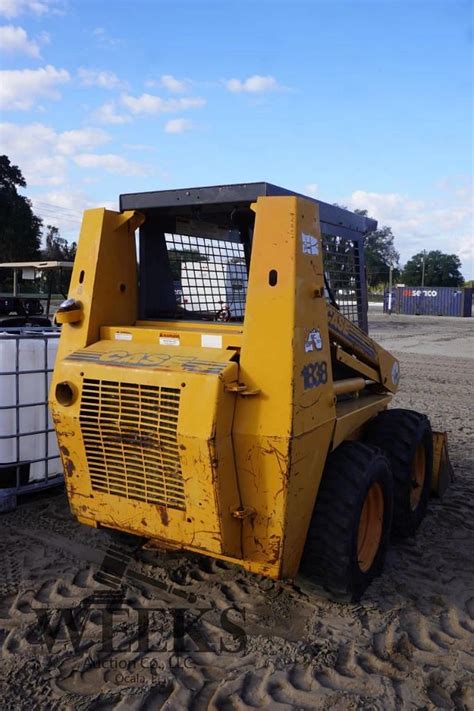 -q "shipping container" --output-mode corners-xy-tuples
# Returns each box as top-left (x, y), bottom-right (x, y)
(384, 287), (473, 317)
